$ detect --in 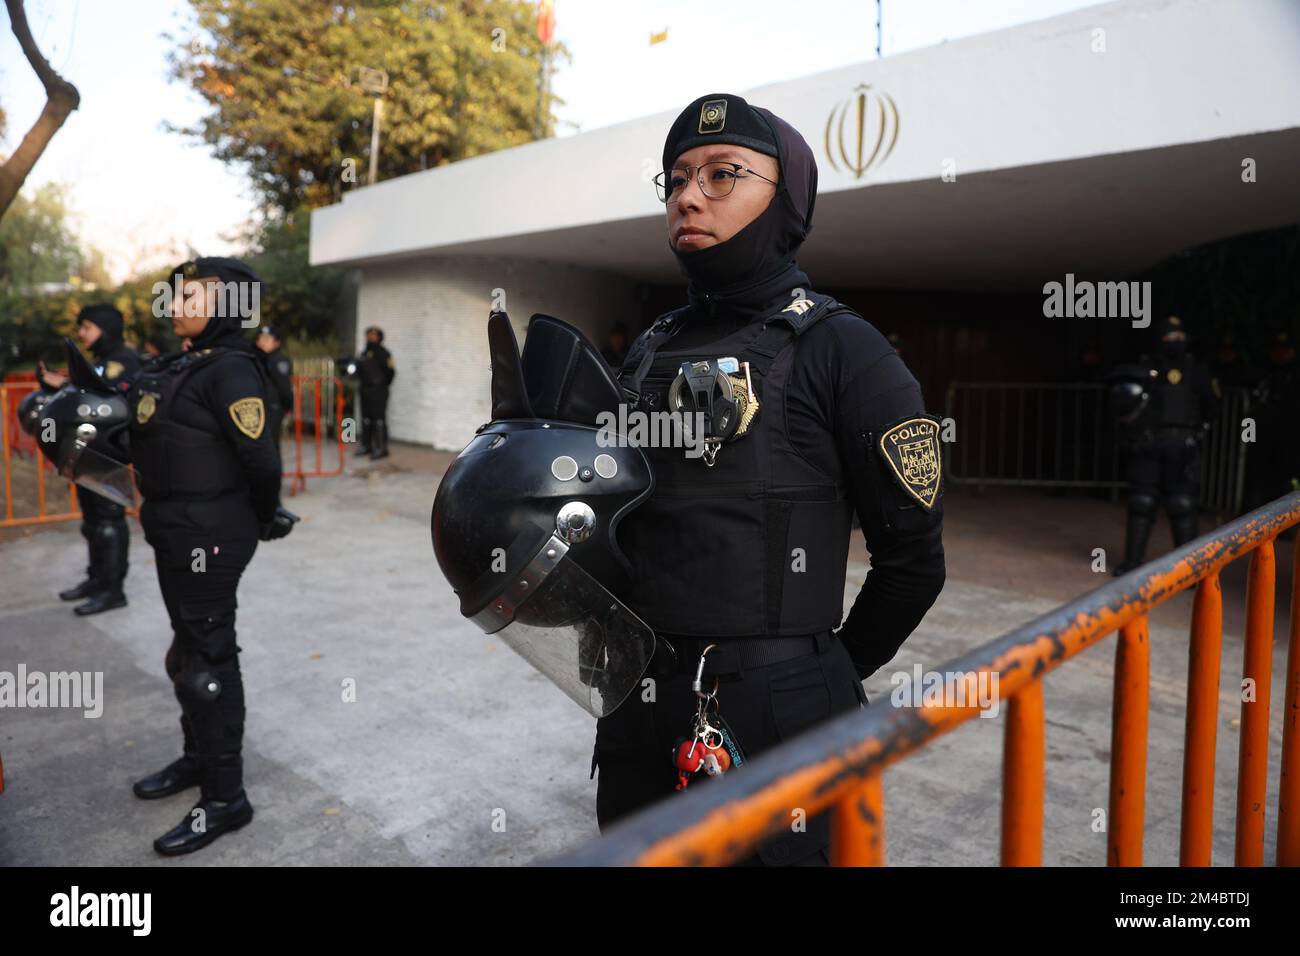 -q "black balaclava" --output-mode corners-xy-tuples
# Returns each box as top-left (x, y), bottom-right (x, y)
(171, 256), (263, 351)
(77, 304), (124, 359)
(661, 93), (817, 304)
